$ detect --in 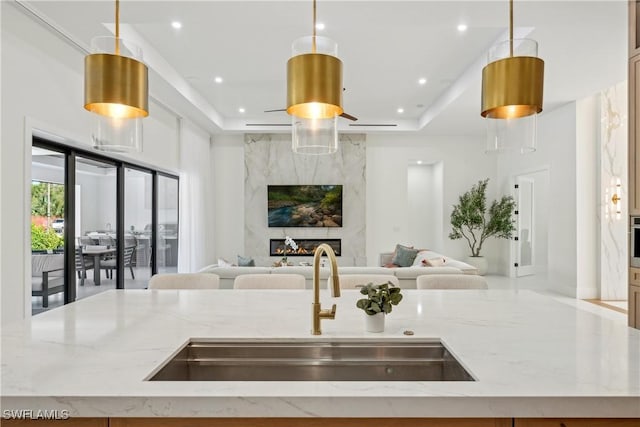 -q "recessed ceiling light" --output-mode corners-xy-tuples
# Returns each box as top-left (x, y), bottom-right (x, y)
(315, 22), (325, 30)
(214, 76), (223, 84)
(457, 24), (468, 32)
(238, 107), (246, 113)
(171, 21), (182, 29)
(418, 78), (427, 85)
(417, 160), (423, 165)
(397, 108), (404, 114)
